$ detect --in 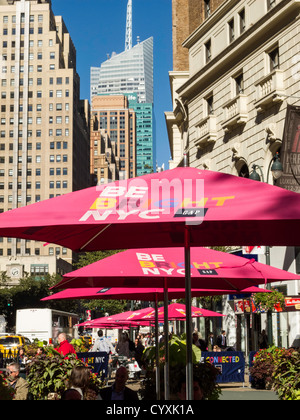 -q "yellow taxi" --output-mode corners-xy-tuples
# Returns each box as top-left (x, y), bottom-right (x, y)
(0, 335), (31, 356)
